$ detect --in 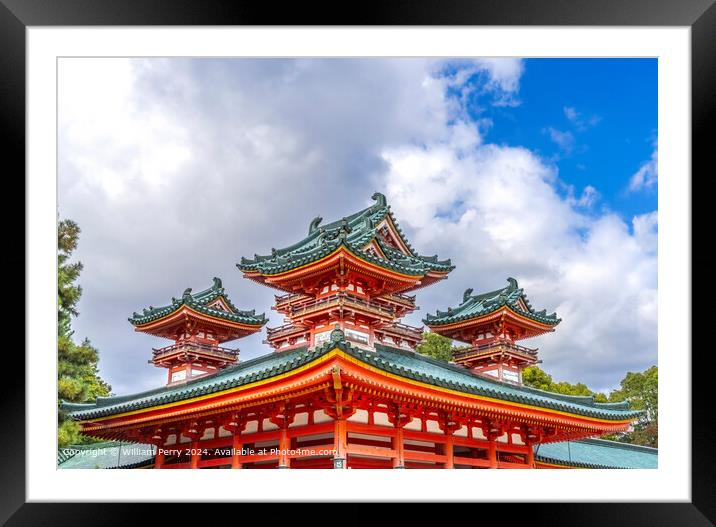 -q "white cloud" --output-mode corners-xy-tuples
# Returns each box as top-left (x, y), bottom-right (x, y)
(382, 127), (657, 392)
(563, 105), (601, 130)
(545, 126), (575, 154)
(439, 58), (524, 108)
(564, 106), (579, 123)
(59, 58), (656, 395)
(571, 185), (600, 208)
(628, 145), (658, 192)
(477, 58), (524, 91)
